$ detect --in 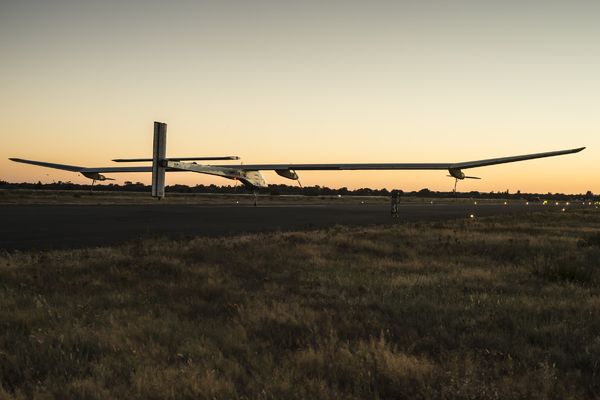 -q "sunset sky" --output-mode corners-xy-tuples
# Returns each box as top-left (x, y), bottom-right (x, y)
(1, 1), (598, 193)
